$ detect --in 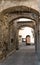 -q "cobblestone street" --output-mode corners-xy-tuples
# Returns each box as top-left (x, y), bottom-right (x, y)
(0, 43), (40, 65)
